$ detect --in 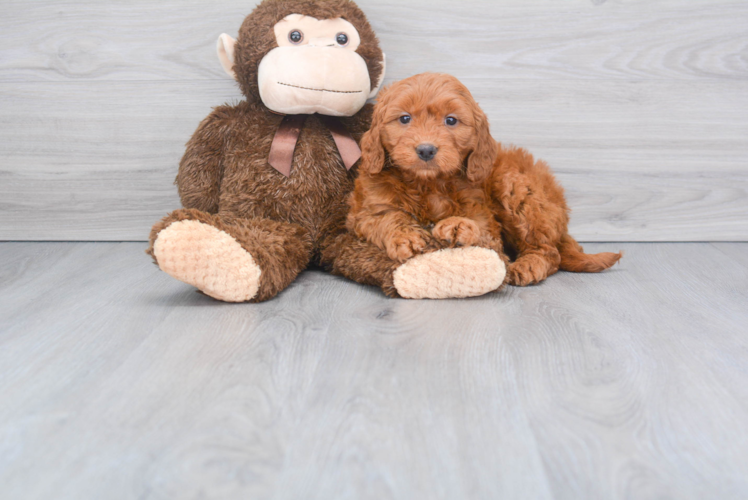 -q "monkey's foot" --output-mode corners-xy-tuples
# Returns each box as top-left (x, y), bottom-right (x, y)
(392, 247), (506, 299)
(152, 220), (261, 302)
